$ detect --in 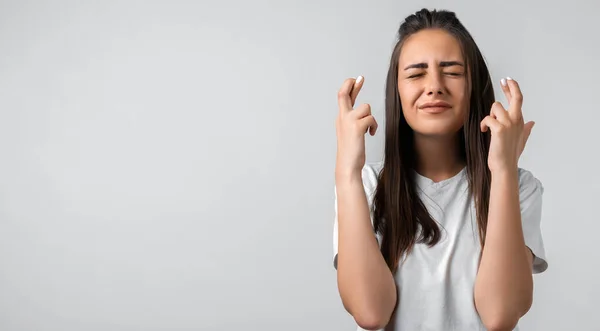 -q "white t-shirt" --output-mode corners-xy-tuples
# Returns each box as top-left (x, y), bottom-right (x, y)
(333, 161), (548, 331)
